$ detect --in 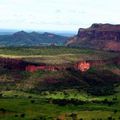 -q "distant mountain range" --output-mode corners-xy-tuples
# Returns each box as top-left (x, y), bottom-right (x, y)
(1, 24), (120, 50)
(66, 23), (120, 51)
(0, 31), (68, 46)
